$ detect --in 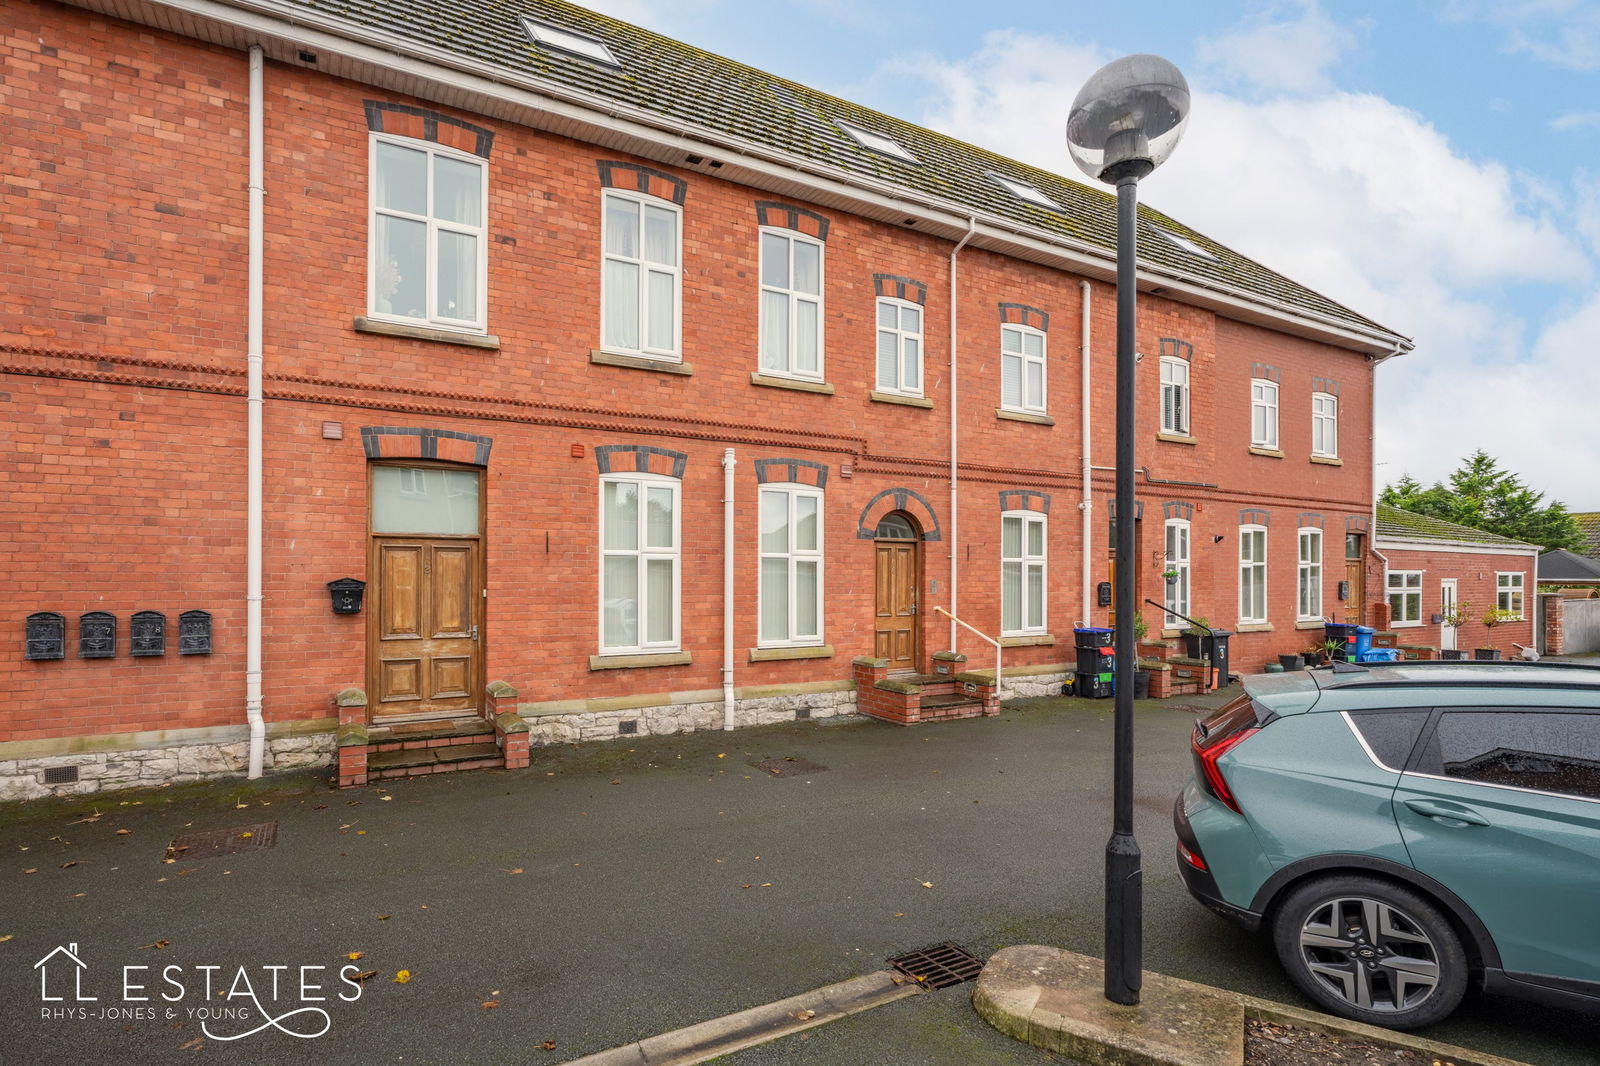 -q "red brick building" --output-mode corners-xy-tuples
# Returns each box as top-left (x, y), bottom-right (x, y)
(0, 0), (1411, 797)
